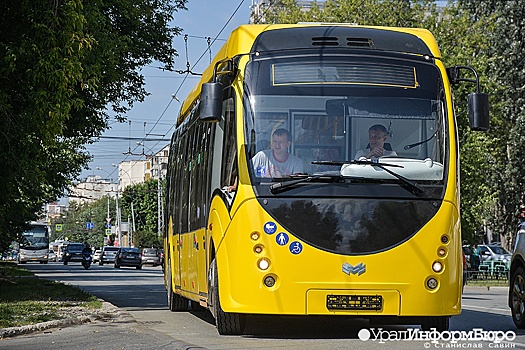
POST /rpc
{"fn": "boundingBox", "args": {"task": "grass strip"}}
[0,261,101,328]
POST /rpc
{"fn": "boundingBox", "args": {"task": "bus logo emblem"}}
[342,262,366,276]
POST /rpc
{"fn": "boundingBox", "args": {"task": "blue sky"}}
[84,1,252,182]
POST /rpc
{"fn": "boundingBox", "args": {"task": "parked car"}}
[114,247,142,269]
[48,249,57,262]
[510,223,525,328]
[141,248,160,266]
[63,243,84,265]
[479,244,511,265]
[99,246,120,265]
[92,249,102,263]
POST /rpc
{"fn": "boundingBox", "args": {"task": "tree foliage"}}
[0,0,187,251]
[49,198,117,248]
[457,0,525,247]
[120,179,162,236]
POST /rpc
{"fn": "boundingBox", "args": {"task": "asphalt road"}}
[2,262,525,350]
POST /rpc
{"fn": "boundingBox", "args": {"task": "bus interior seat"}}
[257,139,270,152]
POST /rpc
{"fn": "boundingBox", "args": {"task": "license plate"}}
[326,294,383,310]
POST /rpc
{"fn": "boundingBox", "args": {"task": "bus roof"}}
[178,24,441,124]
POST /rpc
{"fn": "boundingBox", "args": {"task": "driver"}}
[354,124,397,159]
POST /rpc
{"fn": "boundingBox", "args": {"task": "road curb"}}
[0,314,99,339]
[0,300,121,339]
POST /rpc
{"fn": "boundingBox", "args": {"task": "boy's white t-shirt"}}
[252,149,303,177]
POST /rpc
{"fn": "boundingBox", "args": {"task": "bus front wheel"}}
[167,259,187,311]
[421,316,449,331]
[209,258,246,335]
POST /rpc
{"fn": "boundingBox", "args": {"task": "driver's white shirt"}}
[354,148,397,160]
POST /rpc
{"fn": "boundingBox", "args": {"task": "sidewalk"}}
[0,301,204,350]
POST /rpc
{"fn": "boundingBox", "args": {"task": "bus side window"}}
[220,88,238,192]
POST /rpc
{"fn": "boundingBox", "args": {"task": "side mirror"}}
[199,82,223,122]
[468,92,490,131]
[447,65,490,132]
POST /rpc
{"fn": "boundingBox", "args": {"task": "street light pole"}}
[113,163,134,247]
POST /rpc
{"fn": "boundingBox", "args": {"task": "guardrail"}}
[465,260,509,282]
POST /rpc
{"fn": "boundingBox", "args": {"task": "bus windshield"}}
[244,54,447,189]
[20,225,49,250]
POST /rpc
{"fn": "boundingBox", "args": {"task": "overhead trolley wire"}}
[142,0,247,154]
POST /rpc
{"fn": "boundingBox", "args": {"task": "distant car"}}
[114,247,142,269]
[92,249,102,263]
[48,249,57,262]
[510,223,525,328]
[479,244,511,265]
[141,248,160,266]
[99,246,120,265]
[63,243,84,265]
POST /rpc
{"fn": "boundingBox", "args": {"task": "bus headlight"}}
[257,258,270,271]
[432,261,443,273]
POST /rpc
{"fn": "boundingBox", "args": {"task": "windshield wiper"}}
[404,123,442,150]
[311,160,425,197]
[269,174,343,194]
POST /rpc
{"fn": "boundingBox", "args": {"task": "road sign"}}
[105,223,112,228]
[105,229,112,235]
[55,224,63,232]
[86,222,94,229]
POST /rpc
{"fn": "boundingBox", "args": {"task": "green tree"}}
[0,0,187,251]
[457,1,525,247]
[262,0,432,26]
[120,179,162,237]
[424,3,499,244]
[133,230,162,249]
[50,178,164,249]
[50,197,116,248]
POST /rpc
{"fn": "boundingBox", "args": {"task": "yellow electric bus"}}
[164,24,489,335]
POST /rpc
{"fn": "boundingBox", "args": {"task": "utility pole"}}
[131,201,136,246]
[157,156,162,237]
[116,191,121,247]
